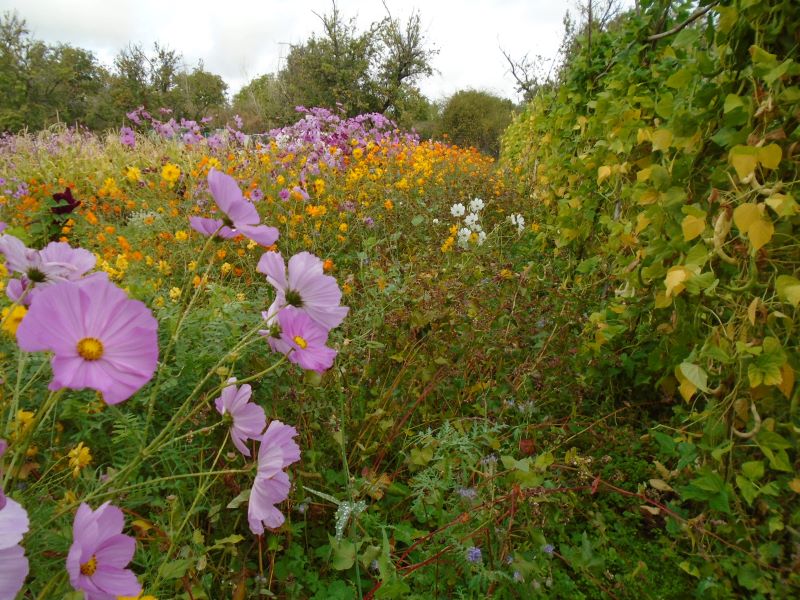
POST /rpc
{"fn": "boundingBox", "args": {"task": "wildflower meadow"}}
[1,1,800,598]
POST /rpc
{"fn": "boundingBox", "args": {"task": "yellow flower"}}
[338,223,348,233]
[118,594,157,600]
[352,147,364,160]
[174,230,188,241]
[124,166,141,182]
[383,199,394,211]
[157,260,172,275]
[13,409,35,437]
[1,305,27,336]
[220,262,233,275]
[161,163,180,185]
[68,442,93,478]
[187,260,198,272]
[168,287,182,301]
[313,179,326,196]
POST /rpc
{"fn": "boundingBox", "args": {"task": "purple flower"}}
[0,222,5,233]
[466,546,482,563]
[214,380,266,457]
[542,543,555,555]
[263,306,337,373]
[257,251,348,331]
[16,273,159,405]
[66,502,141,599]
[0,438,30,599]
[248,421,301,534]
[278,188,290,201]
[189,169,279,247]
[250,188,264,202]
[119,127,135,148]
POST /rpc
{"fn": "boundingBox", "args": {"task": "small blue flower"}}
[542,543,555,555]
[466,546,482,564]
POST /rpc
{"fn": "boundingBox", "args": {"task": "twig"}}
[647,2,718,42]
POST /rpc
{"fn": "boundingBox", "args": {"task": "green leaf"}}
[776,275,800,307]
[679,362,709,392]
[666,68,692,89]
[209,534,244,551]
[329,535,356,570]
[736,475,758,506]
[158,558,193,580]
[741,461,764,481]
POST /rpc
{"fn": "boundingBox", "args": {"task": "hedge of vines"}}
[503,0,799,595]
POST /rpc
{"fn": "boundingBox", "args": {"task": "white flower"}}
[477,231,487,245]
[508,213,525,233]
[450,203,466,217]
[469,197,484,213]
[457,227,472,248]
[432,218,439,224]
[464,213,479,228]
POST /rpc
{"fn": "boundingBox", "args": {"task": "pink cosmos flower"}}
[0,439,29,600]
[248,421,301,534]
[214,380,266,457]
[257,251,348,331]
[189,169,279,247]
[0,235,96,305]
[66,502,141,599]
[263,306,337,372]
[16,273,158,405]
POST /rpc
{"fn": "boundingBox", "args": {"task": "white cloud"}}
[0,0,626,102]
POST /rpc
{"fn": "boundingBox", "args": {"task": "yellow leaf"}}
[675,367,697,402]
[681,214,705,241]
[757,144,782,169]
[649,478,674,492]
[652,129,673,152]
[665,266,691,297]
[597,165,612,184]
[729,146,758,180]
[747,297,760,326]
[779,363,795,399]
[776,275,800,307]
[765,193,798,218]
[636,167,652,183]
[638,189,659,205]
[654,292,673,308]
[733,203,760,233]
[635,213,651,234]
[637,128,652,144]
[789,479,800,494]
[748,217,774,251]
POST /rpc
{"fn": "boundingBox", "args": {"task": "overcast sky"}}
[0,0,627,103]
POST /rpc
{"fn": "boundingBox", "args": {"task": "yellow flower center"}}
[80,554,98,576]
[293,335,308,349]
[76,337,104,361]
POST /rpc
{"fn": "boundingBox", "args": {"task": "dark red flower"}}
[51,188,80,215]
